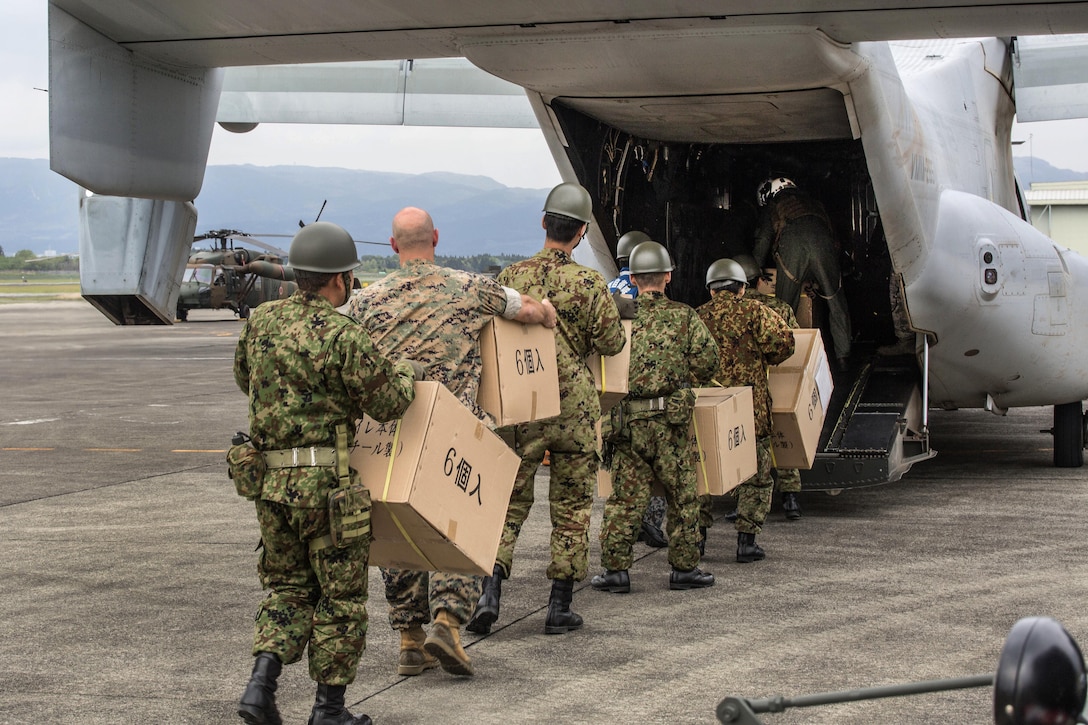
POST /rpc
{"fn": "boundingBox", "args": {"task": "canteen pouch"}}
[664,388,697,427]
[327,483,372,549]
[227,440,266,500]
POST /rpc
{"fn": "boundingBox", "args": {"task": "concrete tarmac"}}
[2,300,1087,724]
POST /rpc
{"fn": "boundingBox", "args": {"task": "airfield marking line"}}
[84,448,142,452]
[2,447,55,451]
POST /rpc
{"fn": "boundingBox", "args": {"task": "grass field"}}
[0,274,81,301]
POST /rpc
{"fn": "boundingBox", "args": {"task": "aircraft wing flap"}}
[217,59,537,129]
[1013,34,1088,122]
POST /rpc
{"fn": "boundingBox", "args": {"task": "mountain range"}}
[1,155,1085,257]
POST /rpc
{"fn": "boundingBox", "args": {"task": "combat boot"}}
[736,532,766,563]
[590,569,631,593]
[637,521,668,548]
[466,563,504,634]
[424,609,474,676]
[238,651,283,725]
[544,578,583,634]
[669,566,715,590]
[782,492,802,520]
[307,684,371,725]
[397,625,438,676]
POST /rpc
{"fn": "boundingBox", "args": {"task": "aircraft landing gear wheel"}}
[238,304,250,319]
[1053,401,1084,468]
[176,308,188,322]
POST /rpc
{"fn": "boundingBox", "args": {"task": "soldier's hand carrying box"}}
[691,386,757,495]
[587,319,632,413]
[477,317,561,426]
[352,381,520,575]
[768,328,834,469]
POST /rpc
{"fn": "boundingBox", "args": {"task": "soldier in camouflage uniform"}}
[347,207,555,678]
[607,230,668,550]
[467,182,626,635]
[736,254,804,521]
[696,258,794,564]
[752,177,851,367]
[234,222,422,725]
[592,241,719,593]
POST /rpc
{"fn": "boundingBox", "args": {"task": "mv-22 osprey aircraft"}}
[45,2,1088,491]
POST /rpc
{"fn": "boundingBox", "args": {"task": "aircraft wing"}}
[1012,34,1088,122]
[217,59,537,130]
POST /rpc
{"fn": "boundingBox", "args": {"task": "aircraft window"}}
[186,267,214,284]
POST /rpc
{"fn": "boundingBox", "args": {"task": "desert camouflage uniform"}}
[600,291,719,571]
[496,248,626,581]
[752,188,852,360]
[234,290,417,685]
[746,289,802,495]
[696,291,794,535]
[347,258,515,630]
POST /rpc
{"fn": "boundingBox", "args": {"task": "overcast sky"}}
[3,0,1086,187]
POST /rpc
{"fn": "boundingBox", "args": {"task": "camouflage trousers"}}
[381,568,483,630]
[601,418,701,572]
[495,417,596,581]
[643,495,667,529]
[253,499,369,686]
[700,435,774,535]
[775,233,852,360]
[774,466,802,494]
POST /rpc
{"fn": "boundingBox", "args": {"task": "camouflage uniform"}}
[496,248,626,581]
[752,188,852,360]
[696,292,794,535]
[600,291,719,571]
[746,290,802,495]
[608,271,667,534]
[347,259,515,630]
[233,290,417,685]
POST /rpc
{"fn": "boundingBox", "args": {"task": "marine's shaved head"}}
[391,207,436,252]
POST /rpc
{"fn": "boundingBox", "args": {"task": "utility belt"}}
[624,396,668,414]
[227,424,371,554]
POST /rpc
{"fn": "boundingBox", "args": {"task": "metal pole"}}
[746,674,993,712]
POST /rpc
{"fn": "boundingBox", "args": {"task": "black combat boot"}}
[669,566,715,590]
[637,521,668,548]
[782,492,802,520]
[238,652,283,725]
[544,578,583,634]
[466,563,504,634]
[736,532,766,563]
[308,684,372,725]
[590,569,631,593]
[697,526,708,556]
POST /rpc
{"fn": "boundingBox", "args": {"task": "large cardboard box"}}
[768,329,834,469]
[351,381,520,575]
[477,317,561,426]
[587,319,632,413]
[690,386,757,495]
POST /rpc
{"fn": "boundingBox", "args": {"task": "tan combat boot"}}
[423,609,474,676]
[398,625,438,676]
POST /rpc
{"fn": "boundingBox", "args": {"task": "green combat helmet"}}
[543,182,593,223]
[705,258,747,289]
[289,222,358,273]
[616,230,651,261]
[628,241,674,274]
[732,253,762,284]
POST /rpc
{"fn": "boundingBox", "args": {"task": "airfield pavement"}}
[2,300,1087,724]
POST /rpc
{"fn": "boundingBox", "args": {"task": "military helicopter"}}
[176,229,295,321]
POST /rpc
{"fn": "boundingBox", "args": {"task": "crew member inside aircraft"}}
[607,229,668,550]
[233,221,422,725]
[468,182,626,636]
[735,254,804,520]
[696,258,795,563]
[592,240,719,594]
[752,177,852,369]
[347,206,555,679]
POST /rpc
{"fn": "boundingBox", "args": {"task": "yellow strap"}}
[378,419,437,571]
[692,414,710,497]
[599,356,606,393]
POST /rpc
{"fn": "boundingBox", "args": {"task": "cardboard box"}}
[587,319,632,413]
[767,328,834,469]
[477,317,561,426]
[690,386,757,495]
[351,381,520,575]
